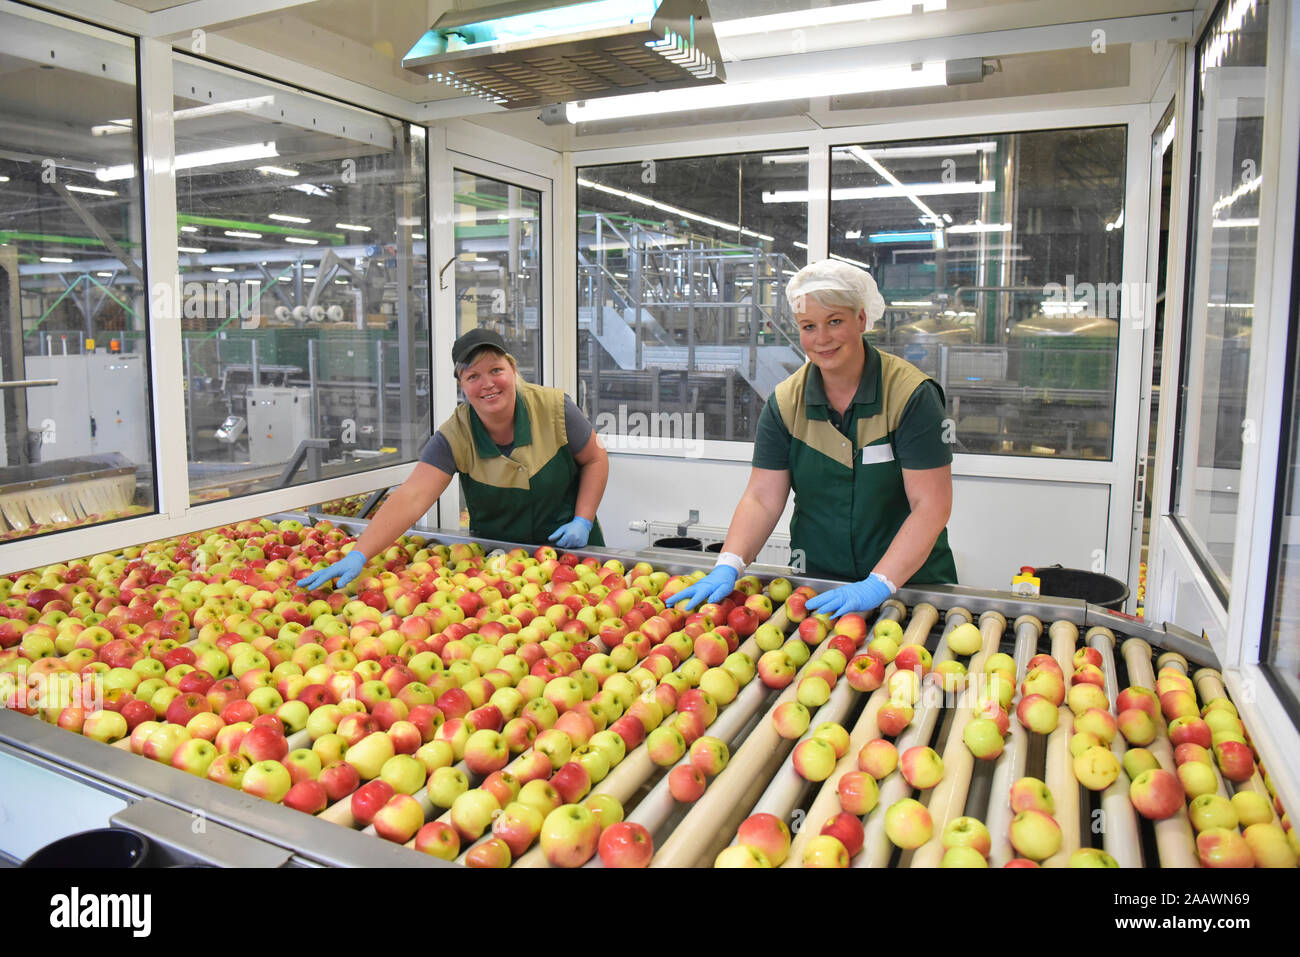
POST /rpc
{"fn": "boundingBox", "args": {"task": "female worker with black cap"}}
[298,328,609,590]
[670,259,957,618]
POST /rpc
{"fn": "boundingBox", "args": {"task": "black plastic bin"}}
[1033,566,1129,611]
[22,828,152,868]
[653,537,703,551]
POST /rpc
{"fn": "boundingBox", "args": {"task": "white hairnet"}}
[785,259,886,325]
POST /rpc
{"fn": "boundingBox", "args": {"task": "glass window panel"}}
[174,60,429,504]
[452,169,544,531]
[576,151,809,444]
[1171,0,1269,592]
[1266,333,1300,715]
[0,10,156,541]
[452,170,543,381]
[829,127,1127,460]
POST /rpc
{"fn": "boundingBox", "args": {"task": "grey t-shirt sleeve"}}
[564,395,594,455]
[418,431,458,475]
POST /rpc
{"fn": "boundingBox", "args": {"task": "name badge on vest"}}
[861,444,896,465]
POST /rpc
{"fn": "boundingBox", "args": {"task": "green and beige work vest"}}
[773,350,957,584]
[439,380,605,548]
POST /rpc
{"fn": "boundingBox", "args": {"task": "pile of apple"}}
[0,515,807,867]
[1109,667,1296,867]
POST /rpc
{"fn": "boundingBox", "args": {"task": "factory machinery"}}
[0,515,1289,869]
[574,212,1253,459]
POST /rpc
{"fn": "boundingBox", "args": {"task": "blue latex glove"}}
[297,549,367,591]
[548,516,593,550]
[669,565,739,611]
[805,573,895,619]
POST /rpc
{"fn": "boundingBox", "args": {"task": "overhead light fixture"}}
[180,226,199,233]
[211,266,235,273]
[763,180,995,203]
[578,177,773,240]
[335,223,371,232]
[0,175,9,182]
[257,165,300,177]
[404,0,723,109]
[178,246,207,254]
[40,257,74,263]
[96,271,113,277]
[97,142,278,182]
[715,0,945,38]
[225,230,262,239]
[566,61,945,122]
[891,300,934,306]
[1213,218,1260,228]
[413,232,426,240]
[870,230,936,243]
[286,237,318,245]
[845,230,862,239]
[92,97,276,136]
[269,213,311,224]
[65,184,118,197]
[947,221,1011,234]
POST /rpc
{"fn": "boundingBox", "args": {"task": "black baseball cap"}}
[452,328,510,367]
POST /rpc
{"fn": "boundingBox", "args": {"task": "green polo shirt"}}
[752,340,956,584]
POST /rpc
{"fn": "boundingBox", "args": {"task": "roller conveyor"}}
[0,514,1293,870]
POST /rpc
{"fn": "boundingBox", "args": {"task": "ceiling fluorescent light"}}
[40,257,74,263]
[224,230,262,239]
[258,165,300,177]
[566,61,946,122]
[763,180,995,203]
[947,221,1011,234]
[578,177,772,240]
[96,142,278,182]
[178,246,206,254]
[285,237,318,244]
[715,0,946,37]
[335,223,371,232]
[93,97,275,135]
[180,226,199,233]
[211,266,235,273]
[1213,217,1260,228]
[269,213,311,224]
[65,184,118,197]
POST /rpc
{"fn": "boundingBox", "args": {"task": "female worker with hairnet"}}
[670,259,956,618]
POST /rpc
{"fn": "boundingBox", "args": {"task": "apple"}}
[241,759,293,803]
[1232,790,1274,827]
[1074,708,1117,745]
[942,846,989,867]
[1070,731,1102,758]
[893,644,931,676]
[598,821,654,868]
[792,737,838,782]
[414,821,460,860]
[1016,694,1058,735]
[539,803,601,867]
[669,764,708,802]
[1129,768,1184,820]
[942,816,991,857]
[491,801,544,858]
[1168,715,1212,748]
[714,845,771,867]
[517,778,562,817]
[757,649,796,689]
[946,622,982,656]
[899,746,944,789]
[1068,848,1118,867]
[1073,745,1121,791]
[1117,708,1157,746]
[1177,760,1219,800]
[1117,686,1159,719]
[812,722,850,759]
[884,798,932,849]
[426,766,469,809]
[1188,793,1239,833]
[819,811,865,857]
[1123,747,1161,781]
[1243,822,1297,868]
[858,738,899,779]
[551,761,593,804]
[1196,827,1254,868]
[736,812,790,866]
[876,702,913,737]
[206,753,249,789]
[1009,809,1061,861]
[319,761,361,802]
[449,788,500,842]
[1009,777,1055,814]
[171,738,219,778]
[1214,740,1255,782]
[1067,683,1108,715]
[374,793,425,844]
[689,736,729,777]
[845,654,885,692]
[283,779,329,814]
[802,834,850,868]
[963,717,1005,760]
[772,701,811,740]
